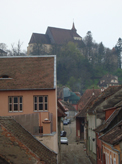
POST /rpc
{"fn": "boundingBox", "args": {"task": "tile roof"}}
[0,56,56,90]
[60,100,76,111]
[57,100,67,117]
[99,120,122,145]
[100,74,118,81]
[98,74,119,87]
[0,157,9,164]
[29,33,51,44]
[46,26,85,47]
[94,106,122,133]
[29,24,85,48]
[76,95,98,118]
[88,86,122,116]
[0,117,57,164]
[78,89,102,111]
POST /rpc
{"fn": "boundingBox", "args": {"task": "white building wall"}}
[88,114,96,154]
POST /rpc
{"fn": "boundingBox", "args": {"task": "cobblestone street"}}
[61,120,91,164]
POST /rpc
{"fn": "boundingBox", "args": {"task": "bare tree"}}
[11,40,23,56]
[0,43,7,51]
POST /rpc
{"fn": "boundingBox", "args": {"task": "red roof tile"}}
[57,100,67,117]
[60,100,76,111]
[76,95,97,118]
[0,117,57,163]
[0,56,56,90]
[78,89,102,111]
[88,86,122,115]
[94,106,122,133]
[99,120,122,145]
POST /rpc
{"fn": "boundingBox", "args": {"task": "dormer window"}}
[0,75,12,79]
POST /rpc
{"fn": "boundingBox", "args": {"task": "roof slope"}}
[57,100,67,117]
[99,120,122,145]
[94,106,122,133]
[29,33,51,44]
[0,56,56,90]
[46,26,85,47]
[60,100,76,111]
[0,117,57,164]
[78,89,102,111]
[88,86,122,115]
[28,24,85,48]
[95,86,122,113]
[76,95,98,118]
[98,74,119,86]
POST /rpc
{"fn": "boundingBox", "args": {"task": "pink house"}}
[0,56,58,152]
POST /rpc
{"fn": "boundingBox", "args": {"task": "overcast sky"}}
[0,0,122,51]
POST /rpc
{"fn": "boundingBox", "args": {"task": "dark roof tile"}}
[29,33,51,44]
[78,89,102,111]
[88,86,122,115]
[0,56,56,90]
[99,120,122,145]
[60,100,76,111]
[94,106,122,133]
[76,95,98,118]
[46,26,85,47]
[0,117,57,163]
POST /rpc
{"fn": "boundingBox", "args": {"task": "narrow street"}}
[61,120,91,164]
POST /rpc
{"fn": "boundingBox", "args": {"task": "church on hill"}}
[27,23,85,55]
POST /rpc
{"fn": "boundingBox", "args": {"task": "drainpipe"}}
[111,145,120,164]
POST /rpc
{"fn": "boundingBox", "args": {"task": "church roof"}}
[29,24,85,47]
[29,33,50,44]
[46,26,81,44]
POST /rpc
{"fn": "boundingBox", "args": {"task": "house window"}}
[110,155,113,164]
[8,96,23,112]
[114,158,116,164]
[34,96,48,111]
[105,153,109,164]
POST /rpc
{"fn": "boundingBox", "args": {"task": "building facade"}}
[0,56,58,153]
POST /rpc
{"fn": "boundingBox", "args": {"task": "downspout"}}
[111,145,120,164]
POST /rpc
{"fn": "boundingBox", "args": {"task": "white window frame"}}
[34,95,48,111]
[114,157,116,164]
[8,96,23,112]
[110,155,113,164]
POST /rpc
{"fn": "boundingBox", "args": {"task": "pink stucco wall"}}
[0,89,57,132]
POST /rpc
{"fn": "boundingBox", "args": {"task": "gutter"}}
[0,88,56,91]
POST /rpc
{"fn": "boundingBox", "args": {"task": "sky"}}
[0,0,122,51]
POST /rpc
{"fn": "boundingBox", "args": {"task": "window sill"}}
[9,111,23,113]
[34,110,48,112]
